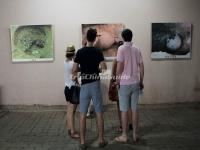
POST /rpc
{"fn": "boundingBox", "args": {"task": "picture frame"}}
[10,25,54,62]
[151,23,192,60]
[81,23,124,61]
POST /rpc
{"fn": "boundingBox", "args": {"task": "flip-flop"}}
[68,129,80,139]
[98,141,108,148]
[70,132,80,138]
[115,136,128,143]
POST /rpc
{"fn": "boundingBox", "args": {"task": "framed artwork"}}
[10,25,54,62]
[151,23,192,59]
[81,23,124,60]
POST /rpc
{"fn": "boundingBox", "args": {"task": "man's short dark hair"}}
[86,28,97,42]
[121,29,133,42]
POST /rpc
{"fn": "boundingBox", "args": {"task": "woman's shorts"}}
[64,86,77,104]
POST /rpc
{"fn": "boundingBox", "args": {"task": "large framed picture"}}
[10,25,54,62]
[151,23,192,59]
[81,23,124,60]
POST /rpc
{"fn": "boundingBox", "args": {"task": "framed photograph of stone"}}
[151,23,192,59]
[10,25,54,62]
[81,23,124,60]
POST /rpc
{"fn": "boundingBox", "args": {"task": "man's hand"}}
[113,80,120,90]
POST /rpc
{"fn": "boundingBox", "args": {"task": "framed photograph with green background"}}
[10,25,54,62]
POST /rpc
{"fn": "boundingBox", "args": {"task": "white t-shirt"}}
[64,60,75,88]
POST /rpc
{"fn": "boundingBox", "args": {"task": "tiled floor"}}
[0,103,200,150]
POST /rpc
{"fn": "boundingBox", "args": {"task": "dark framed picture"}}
[151,23,192,59]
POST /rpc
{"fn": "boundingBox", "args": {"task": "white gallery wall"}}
[0,0,200,105]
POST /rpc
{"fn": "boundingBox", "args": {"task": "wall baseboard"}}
[0,102,200,112]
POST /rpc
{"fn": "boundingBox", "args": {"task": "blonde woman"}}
[64,45,79,138]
